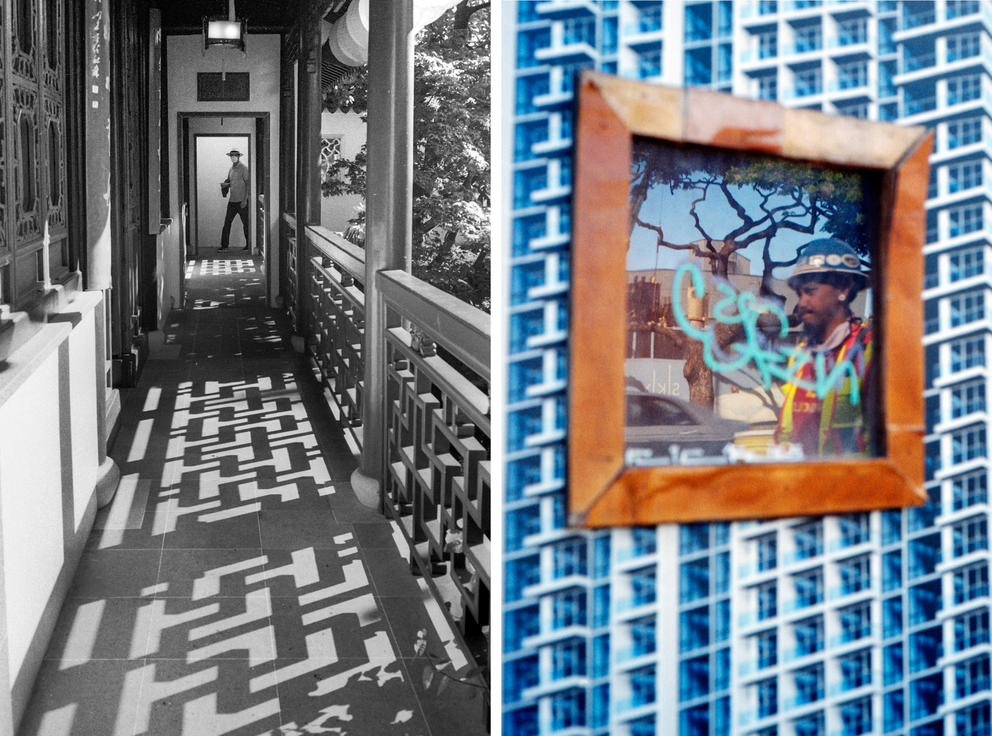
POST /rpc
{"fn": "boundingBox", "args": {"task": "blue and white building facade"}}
[505,1,992,734]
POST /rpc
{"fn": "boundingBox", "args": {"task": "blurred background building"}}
[505,1,989,734]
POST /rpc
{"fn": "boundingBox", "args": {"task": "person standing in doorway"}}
[219,149,250,251]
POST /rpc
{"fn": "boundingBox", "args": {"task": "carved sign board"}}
[569,72,931,526]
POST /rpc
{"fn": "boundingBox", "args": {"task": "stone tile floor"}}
[18,249,488,736]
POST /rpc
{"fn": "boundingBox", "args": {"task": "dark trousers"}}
[220,201,250,248]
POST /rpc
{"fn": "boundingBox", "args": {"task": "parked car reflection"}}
[625,390,748,459]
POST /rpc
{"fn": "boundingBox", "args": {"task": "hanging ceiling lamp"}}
[203,0,247,52]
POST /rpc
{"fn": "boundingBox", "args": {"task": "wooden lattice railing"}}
[288,220,491,646]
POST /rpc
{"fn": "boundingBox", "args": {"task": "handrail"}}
[283,212,297,228]
[377,269,491,382]
[305,225,366,284]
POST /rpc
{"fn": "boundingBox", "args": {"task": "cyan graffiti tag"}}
[670,262,861,403]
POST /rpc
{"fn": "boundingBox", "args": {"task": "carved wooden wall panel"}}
[0,1,7,258]
[1,0,68,307]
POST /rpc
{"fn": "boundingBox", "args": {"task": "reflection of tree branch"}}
[688,180,717,248]
[720,179,752,229]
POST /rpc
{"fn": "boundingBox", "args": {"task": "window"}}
[551,689,585,730]
[838,513,870,548]
[793,23,822,53]
[757,678,777,718]
[837,17,867,45]
[681,606,709,652]
[840,697,872,735]
[630,616,656,658]
[681,524,710,554]
[883,551,902,592]
[794,713,824,736]
[883,595,903,638]
[950,335,986,374]
[950,245,985,280]
[952,380,986,419]
[630,665,656,706]
[631,568,657,607]
[757,73,778,101]
[757,629,777,668]
[948,74,983,105]
[839,602,871,643]
[553,588,587,628]
[561,17,595,46]
[955,609,991,651]
[793,65,822,96]
[948,161,984,192]
[953,515,989,556]
[638,47,662,77]
[793,568,823,607]
[951,425,987,465]
[957,702,992,736]
[947,32,981,62]
[794,520,822,560]
[840,649,872,690]
[837,60,867,89]
[681,558,709,603]
[793,616,823,657]
[713,600,730,643]
[758,30,778,58]
[553,539,587,578]
[685,3,712,41]
[757,581,777,620]
[757,534,777,571]
[953,471,988,511]
[954,562,989,604]
[552,639,586,679]
[515,74,549,117]
[949,289,986,326]
[793,663,824,704]
[949,204,984,237]
[948,1,981,19]
[957,655,991,698]
[631,527,656,557]
[839,556,871,596]
[948,116,983,149]
[593,585,609,627]
[638,3,663,33]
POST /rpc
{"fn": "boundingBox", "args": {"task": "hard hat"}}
[787,238,870,290]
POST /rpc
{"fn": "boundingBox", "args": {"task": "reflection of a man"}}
[774,239,873,457]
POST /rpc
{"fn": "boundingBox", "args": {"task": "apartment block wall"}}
[506,2,992,735]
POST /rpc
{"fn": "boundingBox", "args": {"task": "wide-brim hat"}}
[787,238,870,290]
[227,150,242,157]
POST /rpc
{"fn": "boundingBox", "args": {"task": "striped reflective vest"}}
[775,319,874,457]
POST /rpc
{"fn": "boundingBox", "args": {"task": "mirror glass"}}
[625,139,881,467]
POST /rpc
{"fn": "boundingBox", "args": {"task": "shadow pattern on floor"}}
[18,255,487,736]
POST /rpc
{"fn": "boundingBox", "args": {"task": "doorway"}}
[177,112,272,305]
[195,134,251,251]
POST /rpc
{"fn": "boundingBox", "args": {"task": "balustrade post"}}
[294,0,323,335]
[359,1,414,497]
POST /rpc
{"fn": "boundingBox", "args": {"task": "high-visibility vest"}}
[776,319,874,457]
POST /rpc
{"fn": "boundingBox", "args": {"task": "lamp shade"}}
[203,17,247,50]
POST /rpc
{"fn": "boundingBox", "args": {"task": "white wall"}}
[193,132,252,251]
[320,110,366,233]
[0,291,107,730]
[166,35,281,305]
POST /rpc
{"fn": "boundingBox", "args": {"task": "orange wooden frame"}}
[569,72,932,527]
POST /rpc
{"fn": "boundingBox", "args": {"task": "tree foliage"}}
[321,0,491,311]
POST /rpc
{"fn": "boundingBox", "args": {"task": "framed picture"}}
[569,72,932,526]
